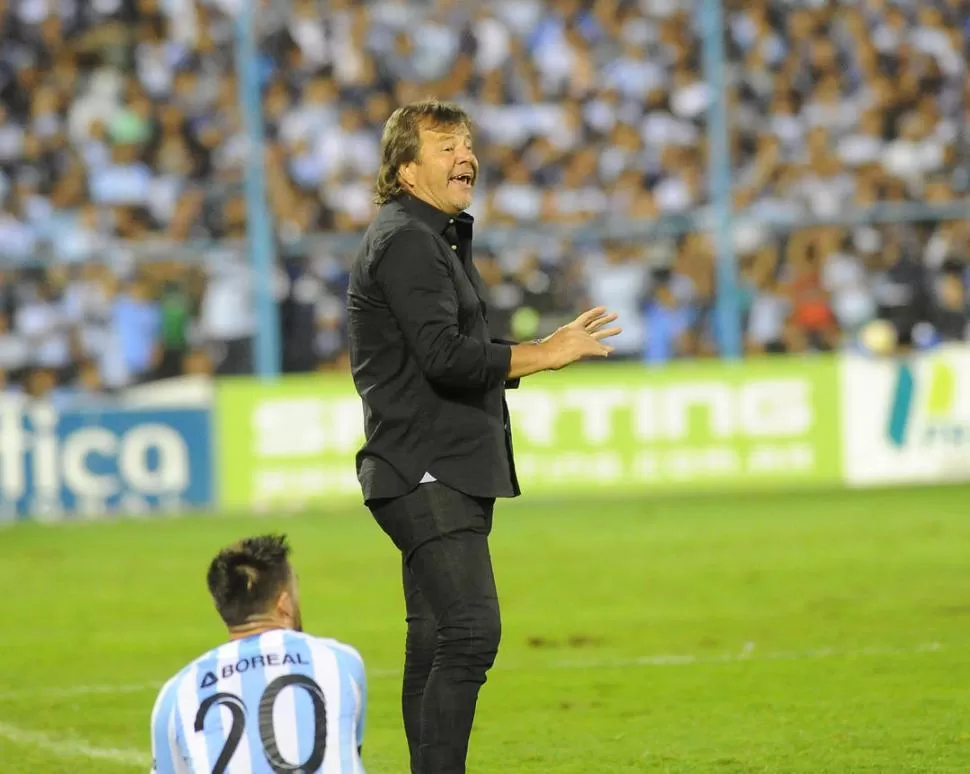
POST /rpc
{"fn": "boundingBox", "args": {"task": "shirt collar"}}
[399,193,473,235]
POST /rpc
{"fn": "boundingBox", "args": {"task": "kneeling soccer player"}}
[150,534,366,774]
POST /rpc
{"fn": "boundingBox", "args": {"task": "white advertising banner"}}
[841,344,970,486]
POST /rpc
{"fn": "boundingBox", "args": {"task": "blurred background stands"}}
[0,0,967,404]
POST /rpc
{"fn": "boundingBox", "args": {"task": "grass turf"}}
[0,486,969,773]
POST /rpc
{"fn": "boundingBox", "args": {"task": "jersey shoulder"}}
[152,642,228,705]
[150,658,198,725]
[300,633,365,667]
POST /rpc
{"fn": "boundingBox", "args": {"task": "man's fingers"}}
[585,312,618,332]
[581,337,615,357]
[573,306,607,327]
[590,343,614,357]
[592,326,622,341]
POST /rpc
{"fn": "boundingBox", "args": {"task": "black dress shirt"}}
[346,193,521,504]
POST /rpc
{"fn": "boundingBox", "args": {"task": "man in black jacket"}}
[346,98,620,774]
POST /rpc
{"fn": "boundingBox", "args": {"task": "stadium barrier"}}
[215,355,842,509]
[840,344,970,487]
[0,398,213,520]
[3,346,969,521]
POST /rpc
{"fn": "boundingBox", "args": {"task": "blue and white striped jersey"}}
[150,629,366,774]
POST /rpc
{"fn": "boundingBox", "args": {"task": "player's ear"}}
[275,588,295,625]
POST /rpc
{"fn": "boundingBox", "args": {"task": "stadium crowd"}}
[0,0,968,399]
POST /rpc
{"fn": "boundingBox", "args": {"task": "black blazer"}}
[346,194,521,504]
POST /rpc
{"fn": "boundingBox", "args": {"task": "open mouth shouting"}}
[449,170,475,192]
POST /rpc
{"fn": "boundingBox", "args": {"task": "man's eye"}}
[443,146,455,152]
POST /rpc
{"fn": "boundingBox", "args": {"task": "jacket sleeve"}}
[490,338,521,389]
[374,229,511,389]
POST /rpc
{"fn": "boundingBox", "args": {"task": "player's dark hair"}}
[374,97,472,205]
[206,534,293,627]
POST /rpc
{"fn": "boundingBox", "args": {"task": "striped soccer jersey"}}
[150,629,366,774]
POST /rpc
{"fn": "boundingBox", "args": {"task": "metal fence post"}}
[234,0,280,378]
[701,0,742,359]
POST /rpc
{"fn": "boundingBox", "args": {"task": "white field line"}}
[0,640,951,706]
[0,720,151,767]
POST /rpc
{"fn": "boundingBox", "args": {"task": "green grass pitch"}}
[1,486,969,773]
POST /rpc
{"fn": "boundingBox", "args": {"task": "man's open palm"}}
[541,307,622,369]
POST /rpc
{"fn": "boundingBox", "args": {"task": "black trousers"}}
[369,482,501,774]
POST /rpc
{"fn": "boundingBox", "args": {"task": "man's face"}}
[401,122,478,215]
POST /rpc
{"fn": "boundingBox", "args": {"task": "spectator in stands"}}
[199,252,255,375]
[643,270,696,363]
[156,279,192,380]
[15,277,72,378]
[582,240,649,360]
[930,261,968,342]
[112,274,161,384]
[746,274,790,355]
[0,311,28,381]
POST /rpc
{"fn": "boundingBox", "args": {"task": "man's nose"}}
[456,145,475,165]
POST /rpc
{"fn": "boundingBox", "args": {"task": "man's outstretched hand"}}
[539,307,622,370]
[508,307,622,379]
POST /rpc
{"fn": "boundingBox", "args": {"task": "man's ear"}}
[399,161,417,190]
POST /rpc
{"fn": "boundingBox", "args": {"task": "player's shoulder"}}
[295,632,365,667]
[154,641,230,699]
[150,660,195,719]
